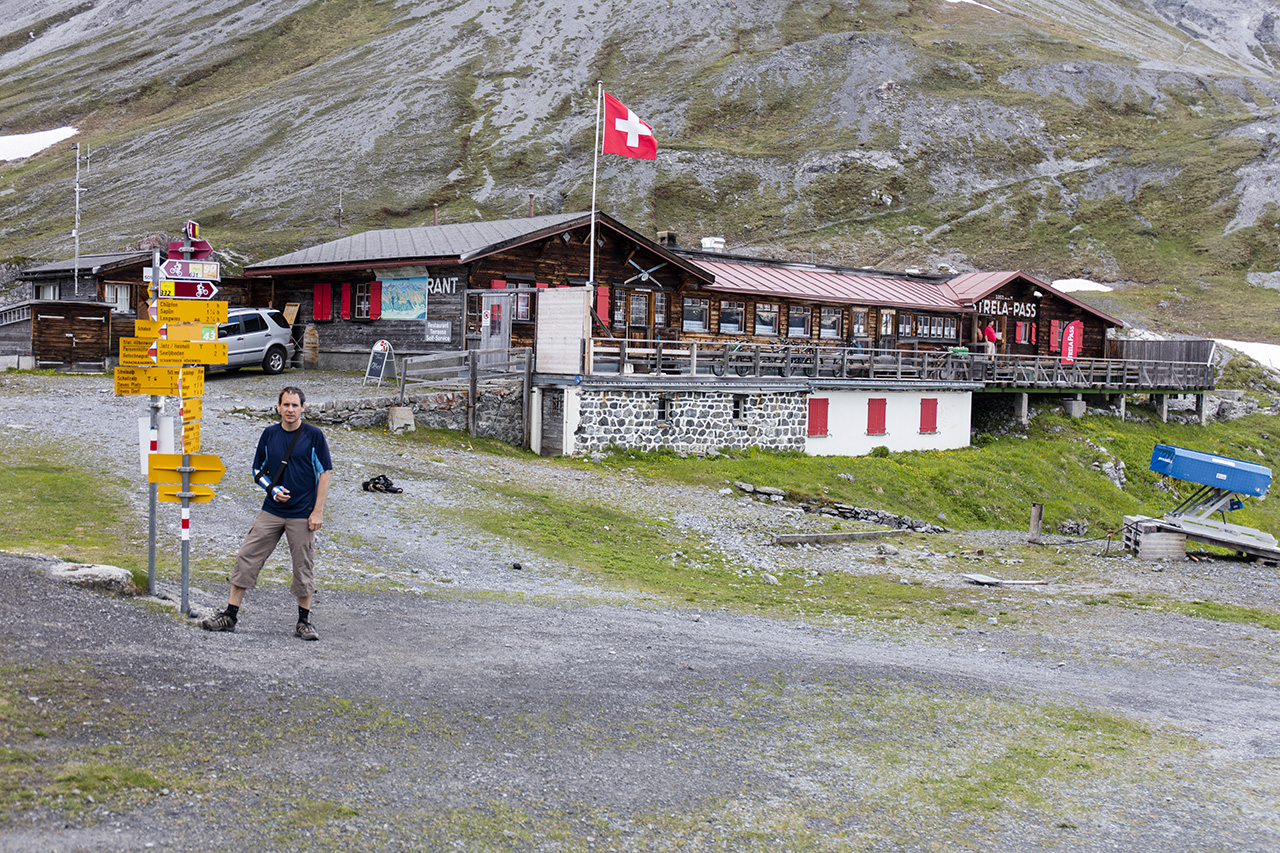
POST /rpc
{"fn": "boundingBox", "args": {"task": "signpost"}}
[134,319,218,342]
[156,483,216,504]
[115,220,225,614]
[115,365,182,396]
[148,453,225,485]
[157,299,228,324]
[160,279,220,300]
[119,338,227,367]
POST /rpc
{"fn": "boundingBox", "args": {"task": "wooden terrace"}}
[585,338,1215,393]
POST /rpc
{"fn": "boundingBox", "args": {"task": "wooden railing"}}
[585,339,1215,392]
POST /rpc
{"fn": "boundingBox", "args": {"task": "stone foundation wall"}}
[571,388,808,455]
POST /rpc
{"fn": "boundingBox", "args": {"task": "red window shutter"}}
[1031,322,1037,345]
[596,286,610,323]
[370,281,382,320]
[313,283,331,321]
[340,283,351,319]
[1016,321,1024,343]
[920,398,938,434]
[807,398,829,436]
[1050,320,1061,352]
[868,398,887,436]
[536,281,549,289]
[490,279,507,289]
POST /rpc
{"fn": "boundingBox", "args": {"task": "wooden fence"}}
[398,347,532,438]
[585,339,1215,392]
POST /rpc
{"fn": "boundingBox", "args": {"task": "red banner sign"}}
[1060,320,1083,364]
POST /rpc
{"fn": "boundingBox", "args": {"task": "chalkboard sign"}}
[363,340,396,386]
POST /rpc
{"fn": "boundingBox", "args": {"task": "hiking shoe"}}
[295,620,320,641]
[200,611,236,632]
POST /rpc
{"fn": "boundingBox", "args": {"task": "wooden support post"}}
[1028,502,1044,544]
[468,350,478,437]
[1016,392,1029,425]
[522,348,533,450]
[1155,393,1168,423]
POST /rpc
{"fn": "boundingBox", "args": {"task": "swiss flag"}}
[602,92,656,160]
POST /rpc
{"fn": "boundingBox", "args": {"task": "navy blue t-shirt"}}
[252,422,332,518]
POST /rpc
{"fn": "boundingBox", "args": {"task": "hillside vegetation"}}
[3,0,1280,339]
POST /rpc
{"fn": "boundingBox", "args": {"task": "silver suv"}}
[216,307,295,374]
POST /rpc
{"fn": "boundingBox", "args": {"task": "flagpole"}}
[589,81,602,287]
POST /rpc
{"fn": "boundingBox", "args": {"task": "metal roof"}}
[691,256,963,312]
[949,270,1125,326]
[20,252,152,276]
[246,212,593,272]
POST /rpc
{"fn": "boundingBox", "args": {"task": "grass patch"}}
[0,434,149,586]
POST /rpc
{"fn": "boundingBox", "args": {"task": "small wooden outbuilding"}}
[0,300,113,370]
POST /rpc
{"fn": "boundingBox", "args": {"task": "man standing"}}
[200,386,332,640]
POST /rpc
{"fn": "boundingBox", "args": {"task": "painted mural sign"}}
[380,275,461,320]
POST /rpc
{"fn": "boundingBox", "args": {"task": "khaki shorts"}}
[230,510,316,599]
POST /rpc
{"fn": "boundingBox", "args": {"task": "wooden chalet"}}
[241,211,711,369]
[10,251,257,365]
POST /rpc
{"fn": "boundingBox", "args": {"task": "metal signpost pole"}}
[179,226,194,616]
[148,249,161,595]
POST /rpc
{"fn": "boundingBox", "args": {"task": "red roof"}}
[692,257,960,312]
[949,271,1124,326]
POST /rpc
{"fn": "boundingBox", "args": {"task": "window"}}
[36,283,58,300]
[732,394,746,421]
[787,306,811,338]
[719,300,745,334]
[629,293,648,327]
[879,310,895,336]
[106,284,131,313]
[656,394,671,421]
[819,307,842,340]
[898,313,914,337]
[654,291,669,328]
[851,310,868,337]
[515,292,532,321]
[354,282,373,319]
[1015,321,1036,344]
[944,317,958,340]
[807,398,829,436]
[242,313,268,334]
[682,298,709,331]
[920,398,938,434]
[755,302,779,336]
[867,398,887,436]
[610,288,626,329]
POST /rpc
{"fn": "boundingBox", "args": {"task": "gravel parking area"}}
[1,370,1278,851]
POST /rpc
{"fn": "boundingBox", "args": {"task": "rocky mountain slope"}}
[2,0,1280,338]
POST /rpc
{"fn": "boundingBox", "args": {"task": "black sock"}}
[298,606,310,624]
[224,604,239,621]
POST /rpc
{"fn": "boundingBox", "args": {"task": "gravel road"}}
[1,370,1278,852]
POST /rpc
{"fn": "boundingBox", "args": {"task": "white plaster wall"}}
[805,390,971,456]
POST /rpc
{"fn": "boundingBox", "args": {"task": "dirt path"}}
[1,370,1278,851]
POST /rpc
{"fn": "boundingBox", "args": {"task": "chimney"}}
[657,230,679,248]
[700,236,726,253]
